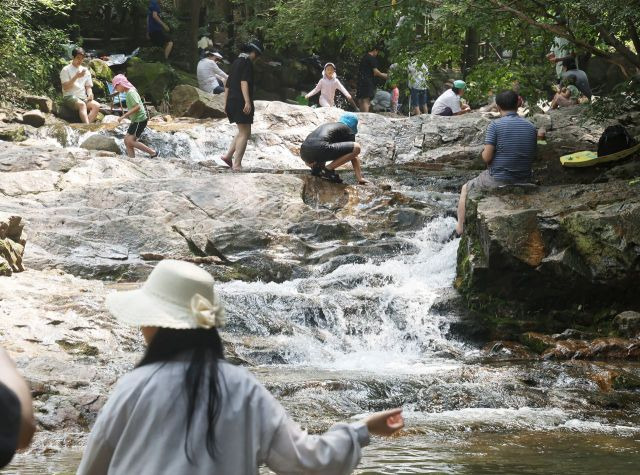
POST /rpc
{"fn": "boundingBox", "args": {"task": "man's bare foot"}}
[455,224,463,236]
[357,179,369,185]
[232,165,243,172]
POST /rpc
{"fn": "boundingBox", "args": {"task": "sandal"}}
[310,163,323,177]
[321,168,343,183]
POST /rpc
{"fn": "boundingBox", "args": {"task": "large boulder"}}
[455,181,640,339]
[126,57,179,105]
[0,214,26,276]
[89,58,113,82]
[23,95,54,113]
[0,124,27,142]
[22,109,46,128]
[170,85,226,119]
[80,134,121,154]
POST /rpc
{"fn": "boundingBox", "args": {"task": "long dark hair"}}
[137,328,225,463]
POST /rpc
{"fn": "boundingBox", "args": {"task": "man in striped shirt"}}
[455,90,537,235]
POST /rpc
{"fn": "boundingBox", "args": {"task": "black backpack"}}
[597,125,637,157]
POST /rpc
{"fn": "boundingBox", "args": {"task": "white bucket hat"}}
[106,260,225,329]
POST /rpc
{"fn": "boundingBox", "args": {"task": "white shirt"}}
[197,58,228,93]
[60,63,93,99]
[306,74,352,107]
[77,359,370,475]
[408,60,429,90]
[550,37,571,78]
[431,88,462,115]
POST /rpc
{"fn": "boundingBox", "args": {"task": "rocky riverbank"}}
[1,101,639,460]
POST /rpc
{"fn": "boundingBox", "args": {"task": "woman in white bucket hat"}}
[77,260,403,474]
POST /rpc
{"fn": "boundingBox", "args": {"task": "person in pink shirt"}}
[305,63,359,110]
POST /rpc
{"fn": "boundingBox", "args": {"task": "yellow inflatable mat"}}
[560,142,640,168]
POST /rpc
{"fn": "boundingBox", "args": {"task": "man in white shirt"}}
[197,50,228,94]
[431,80,471,116]
[59,47,100,123]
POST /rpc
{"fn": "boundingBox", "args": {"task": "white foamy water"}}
[220,217,463,373]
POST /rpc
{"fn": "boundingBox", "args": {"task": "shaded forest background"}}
[0,0,638,117]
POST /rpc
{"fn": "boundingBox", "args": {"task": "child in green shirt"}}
[112,74,157,158]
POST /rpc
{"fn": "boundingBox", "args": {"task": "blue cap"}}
[338,113,358,134]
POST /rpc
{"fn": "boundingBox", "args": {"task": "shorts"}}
[127,120,148,138]
[149,30,169,47]
[435,106,453,117]
[466,169,517,191]
[300,141,354,164]
[409,88,428,108]
[356,82,375,100]
[225,97,254,124]
[61,95,86,109]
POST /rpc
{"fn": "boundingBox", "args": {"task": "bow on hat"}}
[190,293,225,329]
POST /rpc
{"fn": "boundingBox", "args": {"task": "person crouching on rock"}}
[300,113,368,184]
[76,259,404,474]
[305,63,359,110]
[220,40,263,171]
[455,90,536,235]
[112,74,158,159]
[431,80,471,116]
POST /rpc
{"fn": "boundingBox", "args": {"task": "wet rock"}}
[23,95,53,113]
[0,123,27,141]
[483,341,537,359]
[552,328,595,341]
[520,332,556,354]
[170,85,226,119]
[456,181,640,337]
[80,134,121,154]
[613,311,640,338]
[22,109,46,128]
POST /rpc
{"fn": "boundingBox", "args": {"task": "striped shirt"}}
[485,112,537,182]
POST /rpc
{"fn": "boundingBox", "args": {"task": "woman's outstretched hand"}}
[364,408,404,436]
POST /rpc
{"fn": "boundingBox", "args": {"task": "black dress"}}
[225,54,254,124]
[0,382,21,469]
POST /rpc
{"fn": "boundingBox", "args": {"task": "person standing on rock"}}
[0,346,35,469]
[112,74,158,159]
[300,113,368,184]
[77,260,404,474]
[431,80,471,116]
[408,59,430,115]
[197,50,227,94]
[356,45,388,113]
[220,41,263,171]
[455,90,537,235]
[305,63,359,110]
[59,47,101,124]
[147,0,173,60]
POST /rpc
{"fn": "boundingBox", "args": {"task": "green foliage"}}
[583,78,640,124]
[0,0,73,101]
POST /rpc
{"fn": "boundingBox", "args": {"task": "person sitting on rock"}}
[300,113,368,185]
[561,58,591,100]
[455,90,537,235]
[147,0,173,60]
[0,346,35,469]
[59,47,101,124]
[305,63,359,110]
[113,74,158,159]
[197,50,227,94]
[550,75,581,109]
[76,260,404,474]
[431,80,471,117]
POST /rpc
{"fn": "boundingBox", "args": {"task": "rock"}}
[80,134,121,154]
[456,181,640,337]
[0,123,27,141]
[22,109,46,128]
[614,311,640,338]
[23,95,53,113]
[520,332,556,354]
[0,214,26,276]
[126,57,179,104]
[0,170,61,196]
[170,85,226,119]
[89,58,113,82]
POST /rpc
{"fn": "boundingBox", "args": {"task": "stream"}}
[2,128,640,474]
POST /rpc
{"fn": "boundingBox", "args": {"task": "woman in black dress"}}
[220,41,263,170]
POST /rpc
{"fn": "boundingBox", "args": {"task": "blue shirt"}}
[485,112,537,182]
[147,0,162,33]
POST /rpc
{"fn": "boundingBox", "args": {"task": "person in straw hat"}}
[77,260,404,474]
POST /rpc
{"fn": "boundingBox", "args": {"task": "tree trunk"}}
[463,28,480,76]
[102,4,113,49]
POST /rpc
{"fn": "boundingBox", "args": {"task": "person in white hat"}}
[197,50,228,94]
[77,260,404,474]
